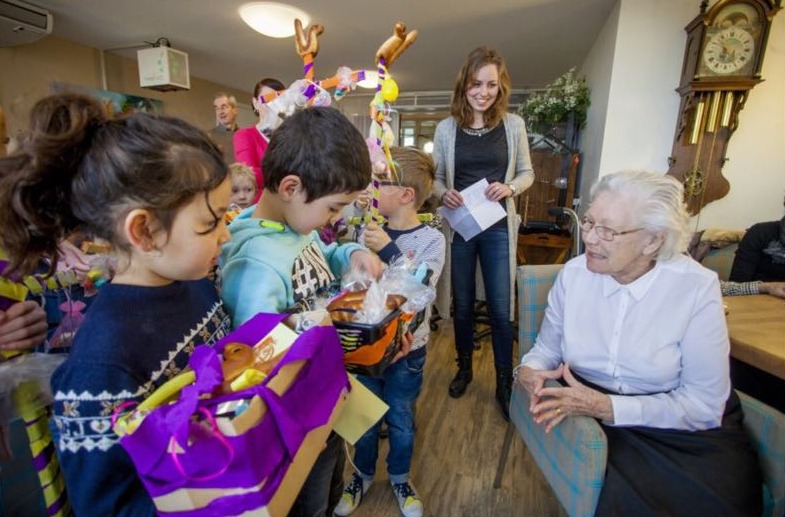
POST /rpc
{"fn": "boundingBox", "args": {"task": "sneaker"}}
[333,473,372,516]
[391,481,423,517]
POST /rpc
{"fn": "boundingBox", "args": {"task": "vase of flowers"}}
[519,68,590,149]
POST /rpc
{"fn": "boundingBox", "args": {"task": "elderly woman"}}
[516,171,761,515]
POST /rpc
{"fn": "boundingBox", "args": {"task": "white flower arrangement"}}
[519,68,591,133]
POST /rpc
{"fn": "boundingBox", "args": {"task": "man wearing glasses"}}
[209,92,238,163]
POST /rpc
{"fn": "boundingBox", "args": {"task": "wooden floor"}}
[341,319,567,517]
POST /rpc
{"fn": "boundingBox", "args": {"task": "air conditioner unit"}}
[0,0,52,47]
[137,46,190,92]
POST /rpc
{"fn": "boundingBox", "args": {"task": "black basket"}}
[333,308,401,354]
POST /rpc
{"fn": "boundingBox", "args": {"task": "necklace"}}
[461,125,494,137]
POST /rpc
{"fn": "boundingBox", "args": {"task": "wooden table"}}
[724,295,785,380]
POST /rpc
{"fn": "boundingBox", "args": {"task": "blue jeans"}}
[451,227,513,369]
[353,349,426,484]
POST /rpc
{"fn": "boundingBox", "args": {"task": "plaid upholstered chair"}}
[496,264,785,517]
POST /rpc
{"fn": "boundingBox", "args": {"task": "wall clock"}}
[667,0,781,215]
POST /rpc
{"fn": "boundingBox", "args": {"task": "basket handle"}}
[169,407,234,482]
[110,400,137,429]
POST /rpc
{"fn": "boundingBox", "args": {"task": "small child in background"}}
[0,93,233,515]
[224,162,258,225]
[219,106,383,516]
[229,162,258,210]
[335,147,446,517]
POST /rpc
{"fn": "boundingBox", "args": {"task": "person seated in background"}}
[729,196,785,283]
[516,170,762,516]
[721,279,785,298]
[208,92,239,163]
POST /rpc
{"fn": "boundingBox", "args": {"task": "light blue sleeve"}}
[315,232,364,279]
[219,256,289,328]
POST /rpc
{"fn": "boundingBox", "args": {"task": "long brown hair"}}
[0,93,228,276]
[450,46,511,129]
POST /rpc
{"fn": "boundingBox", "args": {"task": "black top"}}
[454,122,508,230]
[729,220,785,282]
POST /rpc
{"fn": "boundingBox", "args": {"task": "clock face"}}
[702,27,755,75]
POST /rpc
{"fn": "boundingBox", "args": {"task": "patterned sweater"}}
[50,279,231,516]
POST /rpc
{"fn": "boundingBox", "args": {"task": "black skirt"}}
[594,389,763,517]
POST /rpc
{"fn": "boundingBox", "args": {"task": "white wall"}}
[579,0,785,230]
[577,1,621,210]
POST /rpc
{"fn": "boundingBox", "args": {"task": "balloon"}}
[381,78,399,102]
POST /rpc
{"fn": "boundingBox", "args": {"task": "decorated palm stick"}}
[294,18,324,102]
[256,70,367,105]
[368,22,418,223]
[13,380,71,517]
[374,22,418,68]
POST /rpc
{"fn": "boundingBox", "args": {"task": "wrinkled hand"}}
[484,181,512,202]
[516,364,564,409]
[361,222,391,253]
[0,301,48,351]
[441,188,464,209]
[391,331,413,363]
[350,249,383,279]
[761,282,785,299]
[529,365,614,433]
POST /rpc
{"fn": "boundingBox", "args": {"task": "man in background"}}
[209,92,238,162]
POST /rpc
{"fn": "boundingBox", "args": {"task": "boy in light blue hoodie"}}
[219,106,382,517]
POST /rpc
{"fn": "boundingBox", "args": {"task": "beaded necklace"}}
[461,125,495,137]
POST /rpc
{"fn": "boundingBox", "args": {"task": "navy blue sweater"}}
[50,279,231,516]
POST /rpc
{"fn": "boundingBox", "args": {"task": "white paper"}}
[437,179,507,240]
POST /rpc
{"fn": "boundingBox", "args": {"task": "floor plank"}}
[341,320,567,517]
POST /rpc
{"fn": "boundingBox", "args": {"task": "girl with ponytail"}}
[0,93,234,515]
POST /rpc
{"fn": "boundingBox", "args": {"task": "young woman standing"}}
[433,46,534,420]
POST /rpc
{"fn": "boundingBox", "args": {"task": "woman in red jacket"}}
[233,77,285,201]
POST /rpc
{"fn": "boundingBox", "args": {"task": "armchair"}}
[495,264,785,517]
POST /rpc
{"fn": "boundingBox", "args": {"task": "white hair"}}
[590,170,690,261]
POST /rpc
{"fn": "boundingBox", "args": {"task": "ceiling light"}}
[239,2,309,38]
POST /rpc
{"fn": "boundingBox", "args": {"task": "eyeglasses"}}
[580,217,643,242]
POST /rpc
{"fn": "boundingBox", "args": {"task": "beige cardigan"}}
[432,113,535,320]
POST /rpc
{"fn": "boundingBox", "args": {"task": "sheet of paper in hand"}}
[437,178,506,240]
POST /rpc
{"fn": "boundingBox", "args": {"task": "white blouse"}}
[520,254,730,431]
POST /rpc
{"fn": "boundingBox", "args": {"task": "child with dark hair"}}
[219,106,382,516]
[0,93,233,515]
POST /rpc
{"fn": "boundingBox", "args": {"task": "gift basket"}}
[112,312,350,517]
[327,257,435,377]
